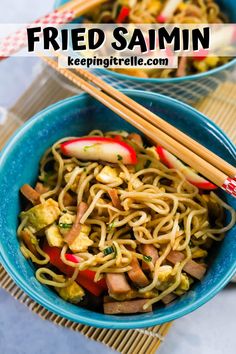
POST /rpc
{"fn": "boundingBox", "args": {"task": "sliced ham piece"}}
[108,189,122,209]
[128,256,150,287]
[64,202,88,245]
[127,133,143,147]
[141,244,159,271]
[35,182,49,195]
[20,229,39,257]
[20,184,40,205]
[63,192,77,207]
[106,273,132,295]
[167,251,207,280]
[104,299,152,314]
[167,250,185,263]
[161,293,177,305]
[183,259,206,280]
[103,295,114,303]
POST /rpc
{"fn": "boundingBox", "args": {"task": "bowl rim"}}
[54,0,236,84]
[0,90,235,329]
[97,58,236,83]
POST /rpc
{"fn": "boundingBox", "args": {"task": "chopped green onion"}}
[107,222,115,230]
[143,255,152,263]
[83,144,97,152]
[59,223,73,229]
[135,162,143,172]
[144,160,151,168]
[103,246,114,256]
[117,154,123,161]
[42,171,55,183]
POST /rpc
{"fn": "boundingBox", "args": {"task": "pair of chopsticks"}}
[41,55,236,198]
[0,0,107,59]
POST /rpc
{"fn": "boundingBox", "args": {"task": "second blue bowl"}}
[54,0,236,104]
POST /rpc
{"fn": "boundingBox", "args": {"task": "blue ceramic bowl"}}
[54,0,236,104]
[0,90,235,329]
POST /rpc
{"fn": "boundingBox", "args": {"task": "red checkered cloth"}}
[222,177,236,197]
[0,9,75,58]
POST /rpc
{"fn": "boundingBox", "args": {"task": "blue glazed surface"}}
[54,0,236,104]
[0,90,235,329]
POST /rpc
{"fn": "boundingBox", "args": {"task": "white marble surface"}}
[0,1,236,353]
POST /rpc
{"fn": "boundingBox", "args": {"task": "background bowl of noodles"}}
[52,0,236,105]
[0,90,235,329]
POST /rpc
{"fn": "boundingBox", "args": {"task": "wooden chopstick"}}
[74,67,236,179]
[41,56,236,197]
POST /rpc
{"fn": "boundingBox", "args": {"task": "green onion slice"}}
[143,255,152,263]
[59,223,73,229]
[103,246,114,256]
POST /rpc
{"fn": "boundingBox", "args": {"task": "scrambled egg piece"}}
[174,274,190,296]
[192,248,208,259]
[64,172,80,192]
[156,265,173,290]
[96,166,122,185]
[45,224,64,248]
[130,177,143,189]
[55,281,85,303]
[157,266,173,282]
[21,199,61,232]
[146,146,160,160]
[69,225,93,253]
[193,57,220,73]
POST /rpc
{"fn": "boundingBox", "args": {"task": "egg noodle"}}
[85,0,229,77]
[18,130,235,311]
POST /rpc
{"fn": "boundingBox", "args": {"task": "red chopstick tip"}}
[222,177,236,198]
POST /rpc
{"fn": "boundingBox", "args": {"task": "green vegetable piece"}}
[103,246,114,256]
[117,154,123,161]
[107,221,115,230]
[143,255,152,263]
[144,160,152,168]
[59,223,73,229]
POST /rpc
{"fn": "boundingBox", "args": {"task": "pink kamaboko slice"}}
[156,0,182,23]
[156,146,217,190]
[61,137,137,165]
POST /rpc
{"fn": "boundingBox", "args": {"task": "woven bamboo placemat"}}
[0,69,235,354]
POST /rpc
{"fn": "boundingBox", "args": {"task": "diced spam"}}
[183,260,206,280]
[55,281,85,303]
[20,198,61,232]
[127,257,149,287]
[104,299,152,314]
[167,251,206,280]
[142,244,159,271]
[20,184,40,205]
[106,273,132,295]
[45,224,64,248]
[161,293,177,305]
